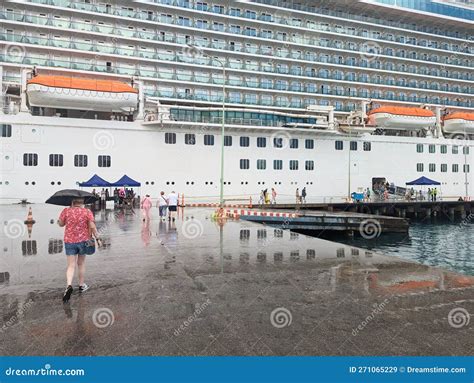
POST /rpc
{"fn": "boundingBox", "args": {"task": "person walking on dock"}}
[271,188,277,204]
[140,194,152,222]
[157,191,168,221]
[58,198,99,303]
[167,191,178,222]
[433,188,438,202]
[295,188,300,204]
[301,187,307,204]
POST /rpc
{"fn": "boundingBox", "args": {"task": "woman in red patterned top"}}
[58,198,99,303]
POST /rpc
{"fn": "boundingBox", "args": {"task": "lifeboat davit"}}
[367,106,436,130]
[443,112,474,135]
[26,75,139,113]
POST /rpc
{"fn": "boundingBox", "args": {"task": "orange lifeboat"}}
[368,106,436,130]
[443,112,474,134]
[26,75,139,113]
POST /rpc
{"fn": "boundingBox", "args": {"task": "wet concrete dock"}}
[1,205,473,356]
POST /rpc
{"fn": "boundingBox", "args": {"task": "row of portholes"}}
[23,181,62,185]
[0,181,10,185]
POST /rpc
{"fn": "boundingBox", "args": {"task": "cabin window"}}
[23,153,38,166]
[452,164,459,173]
[290,139,298,149]
[224,136,232,146]
[49,154,63,167]
[204,135,214,146]
[464,164,470,173]
[257,159,266,170]
[305,139,314,149]
[273,160,283,170]
[429,144,436,153]
[289,160,299,170]
[98,155,111,168]
[441,164,447,173]
[240,159,250,169]
[305,160,314,171]
[335,141,343,150]
[429,163,436,172]
[257,137,266,148]
[463,146,470,155]
[273,137,283,148]
[416,144,424,153]
[74,155,88,167]
[363,142,372,151]
[417,163,424,172]
[1,124,12,137]
[185,134,195,145]
[440,145,447,154]
[240,136,250,147]
[452,146,459,154]
[350,142,358,151]
[165,133,176,144]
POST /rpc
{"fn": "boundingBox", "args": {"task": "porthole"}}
[166,182,170,185]
[51,182,55,185]
[5,156,9,160]
[57,181,61,185]
[32,181,36,185]
[25,181,29,185]
[146,182,149,185]
[5,181,9,185]
[151,182,155,185]
[32,128,36,133]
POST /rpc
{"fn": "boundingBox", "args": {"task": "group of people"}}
[295,187,307,204]
[259,188,277,205]
[140,191,179,222]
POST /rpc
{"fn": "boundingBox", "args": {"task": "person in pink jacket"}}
[141,194,152,222]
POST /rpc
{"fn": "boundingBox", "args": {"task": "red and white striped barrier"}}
[185,203,251,208]
[225,210,298,219]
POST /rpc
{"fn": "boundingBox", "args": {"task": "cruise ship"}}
[0,0,473,204]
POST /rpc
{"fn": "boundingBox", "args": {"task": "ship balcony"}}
[7,3,473,60]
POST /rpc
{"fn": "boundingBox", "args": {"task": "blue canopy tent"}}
[406,176,441,186]
[406,176,441,201]
[111,175,141,187]
[79,174,111,187]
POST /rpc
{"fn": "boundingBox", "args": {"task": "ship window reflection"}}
[22,240,37,256]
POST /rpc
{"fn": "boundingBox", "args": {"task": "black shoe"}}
[62,285,73,303]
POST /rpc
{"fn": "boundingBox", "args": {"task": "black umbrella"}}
[45,189,98,206]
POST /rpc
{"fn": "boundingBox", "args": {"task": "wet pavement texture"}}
[1,205,473,356]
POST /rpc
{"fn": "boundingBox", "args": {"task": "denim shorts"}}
[65,240,95,256]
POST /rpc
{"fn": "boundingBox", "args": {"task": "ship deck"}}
[0,205,473,356]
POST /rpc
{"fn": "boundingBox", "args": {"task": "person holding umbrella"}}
[46,190,101,303]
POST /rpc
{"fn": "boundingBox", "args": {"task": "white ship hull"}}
[443,119,474,135]
[26,84,138,113]
[371,113,437,130]
[1,114,472,204]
